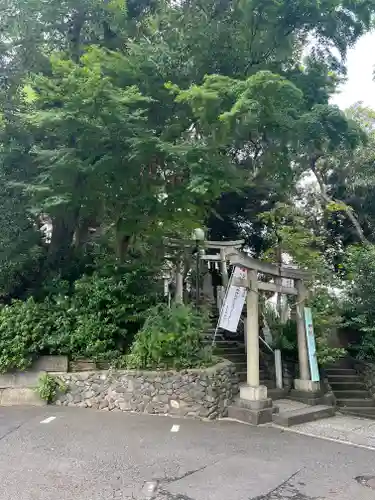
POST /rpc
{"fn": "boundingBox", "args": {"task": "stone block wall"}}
[54,360,239,419]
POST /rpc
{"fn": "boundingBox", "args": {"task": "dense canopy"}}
[1,0,375,364]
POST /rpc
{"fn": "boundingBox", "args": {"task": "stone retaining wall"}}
[54,360,238,419]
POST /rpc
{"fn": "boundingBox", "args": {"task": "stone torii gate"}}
[229,253,318,424]
[164,238,244,305]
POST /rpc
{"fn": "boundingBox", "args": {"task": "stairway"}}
[326,362,375,419]
[272,399,335,427]
[210,331,286,400]
[208,328,335,426]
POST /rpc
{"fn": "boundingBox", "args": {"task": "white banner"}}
[219,266,247,332]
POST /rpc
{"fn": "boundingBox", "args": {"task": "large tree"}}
[1,0,375,297]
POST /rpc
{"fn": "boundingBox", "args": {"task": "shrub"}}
[70,268,158,350]
[309,289,346,366]
[0,298,61,372]
[0,263,160,371]
[342,244,375,360]
[46,269,159,360]
[126,304,213,370]
[263,291,345,368]
[36,373,67,403]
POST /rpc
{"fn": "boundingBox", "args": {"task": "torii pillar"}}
[291,279,322,403]
[239,269,274,424]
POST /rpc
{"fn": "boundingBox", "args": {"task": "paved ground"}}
[281,412,375,450]
[0,407,375,499]
[272,399,375,450]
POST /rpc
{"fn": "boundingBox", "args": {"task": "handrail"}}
[239,317,274,353]
[259,335,274,353]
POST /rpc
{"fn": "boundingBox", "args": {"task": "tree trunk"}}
[115,219,131,261]
[68,10,85,62]
[48,211,78,267]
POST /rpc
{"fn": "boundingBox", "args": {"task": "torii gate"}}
[229,252,318,422]
[164,238,244,304]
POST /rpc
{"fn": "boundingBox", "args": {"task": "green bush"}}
[0,298,60,372]
[36,373,67,403]
[309,289,346,366]
[342,244,375,360]
[53,270,159,360]
[126,304,213,370]
[263,291,345,368]
[0,264,160,372]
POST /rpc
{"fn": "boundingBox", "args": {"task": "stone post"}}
[202,270,214,306]
[293,279,321,400]
[296,279,310,382]
[239,269,273,424]
[220,248,229,287]
[245,269,260,389]
[175,261,184,304]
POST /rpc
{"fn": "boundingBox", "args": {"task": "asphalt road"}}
[0,406,374,499]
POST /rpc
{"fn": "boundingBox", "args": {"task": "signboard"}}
[304,307,320,382]
[218,266,247,332]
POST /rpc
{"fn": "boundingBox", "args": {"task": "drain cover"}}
[355,476,375,489]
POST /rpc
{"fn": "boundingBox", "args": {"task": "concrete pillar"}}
[220,248,229,287]
[240,269,268,403]
[238,268,272,422]
[246,269,259,387]
[275,349,283,390]
[295,279,310,381]
[175,261,183,304]
[217,286,225,312]
[202,271,214,305]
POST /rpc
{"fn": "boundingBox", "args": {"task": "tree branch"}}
[310,156,369,245]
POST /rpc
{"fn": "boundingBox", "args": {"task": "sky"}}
[331,31,375,110]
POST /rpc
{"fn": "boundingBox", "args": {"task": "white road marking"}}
[40,416,56,424]
[170,424,180,433]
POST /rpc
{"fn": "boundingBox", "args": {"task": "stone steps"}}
[334,390,370,399]
[339,407,375,419]
[328,374,362,383]
[326,360,375,418]
[272,404,335,427]
[330,381,366,391]
[336,398,375,408]
[325,368,357,376]
[227,397,335,427]
[216,353,246,363]
[213,346,246,354]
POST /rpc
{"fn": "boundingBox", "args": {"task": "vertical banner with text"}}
[304,307,320,382]
[218,266,247,332]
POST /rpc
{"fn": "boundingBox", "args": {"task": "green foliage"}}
[36,373,67,403]
[53,265,160,360]
[308,290,346,366]
[342,244,375,360]
[127,304,212,370]
[350,335,375,362]
[0,298,59,373]
[1,0,375,367]
[263,291,345,368]
[0,263,160,371]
